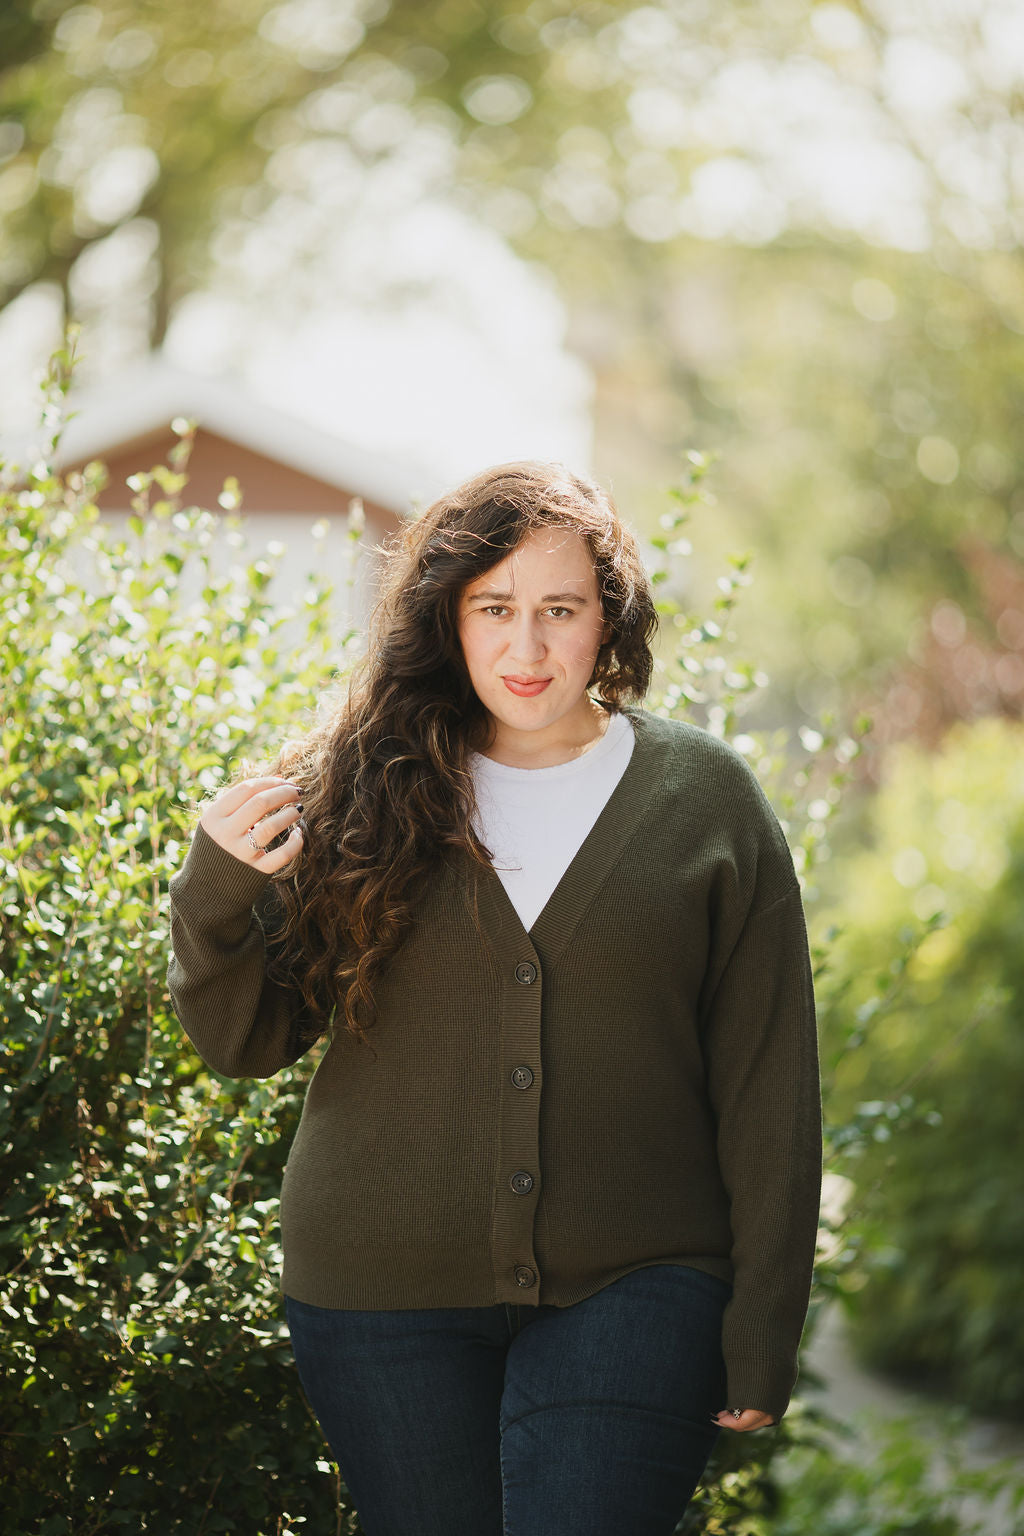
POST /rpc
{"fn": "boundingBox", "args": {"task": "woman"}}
[167,460,822,1536]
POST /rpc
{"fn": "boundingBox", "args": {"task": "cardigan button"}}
[514,1265,536,1288]
[510,1170,534,1196]
[511,1065,534,1090]
[515,961,537,985]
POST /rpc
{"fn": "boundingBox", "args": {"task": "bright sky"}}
[165,198,595,486]
[0,186,595,485]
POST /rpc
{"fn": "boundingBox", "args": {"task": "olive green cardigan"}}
[167,705,822,1423]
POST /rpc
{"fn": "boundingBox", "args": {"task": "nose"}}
[507,611,546,665]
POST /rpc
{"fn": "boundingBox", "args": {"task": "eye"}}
[547,606,574,619]
[481,605,509,617]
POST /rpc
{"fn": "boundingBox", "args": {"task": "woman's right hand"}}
[199,776,304,874]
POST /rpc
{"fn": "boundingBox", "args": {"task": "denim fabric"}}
[285,1263,730,1536]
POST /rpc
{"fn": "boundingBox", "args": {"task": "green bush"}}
[772,1411,1024,1536]
[1,353,353,1533]
[820,715,1024,1414]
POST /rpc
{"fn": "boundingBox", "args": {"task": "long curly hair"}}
[235,459,657,1051]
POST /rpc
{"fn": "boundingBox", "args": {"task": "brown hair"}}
[246,460,657,1050]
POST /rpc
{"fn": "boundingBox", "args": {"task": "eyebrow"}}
[464,589,591,604]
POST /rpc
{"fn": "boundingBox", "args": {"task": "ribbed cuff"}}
[725,1355,798,1425]
[168,821,274,925]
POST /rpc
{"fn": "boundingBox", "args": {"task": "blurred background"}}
[3,0,1023,1520]
[5,0,1024,744]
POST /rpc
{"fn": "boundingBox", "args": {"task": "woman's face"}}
[456,525,610,743]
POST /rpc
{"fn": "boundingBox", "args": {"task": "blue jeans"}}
[285,1262,730,1536]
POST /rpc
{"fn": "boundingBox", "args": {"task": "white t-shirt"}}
[469,708,636,933]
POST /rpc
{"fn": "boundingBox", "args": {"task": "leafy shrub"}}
[772,1410,1024,1536]
[820,716,1024,1414]
[1,351,352,1533]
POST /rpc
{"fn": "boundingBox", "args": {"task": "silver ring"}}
[246,828,262,854]
[731,1408,743,1419]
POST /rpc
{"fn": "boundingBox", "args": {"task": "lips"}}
[503,676,552,697]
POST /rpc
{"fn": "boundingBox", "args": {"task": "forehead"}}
[462,526,596,590]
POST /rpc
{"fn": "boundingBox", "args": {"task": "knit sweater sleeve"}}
[700,878,823,1424]
[166,822,315,1079]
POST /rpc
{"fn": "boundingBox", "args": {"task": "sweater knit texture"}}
[166,704,823,1423]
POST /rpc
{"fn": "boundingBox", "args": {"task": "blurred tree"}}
[4,0,1022,342]
[607,236,1024,740]
[1,0,630,335]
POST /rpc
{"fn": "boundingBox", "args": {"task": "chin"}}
[497,696,567,726]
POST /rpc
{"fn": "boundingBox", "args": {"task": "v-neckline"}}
[461,704,672,971]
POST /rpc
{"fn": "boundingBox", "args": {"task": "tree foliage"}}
[623,235,1024,741]
[4,0,1021,329]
